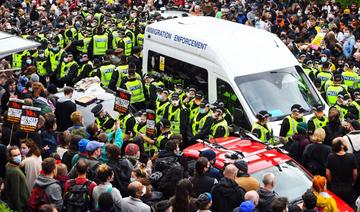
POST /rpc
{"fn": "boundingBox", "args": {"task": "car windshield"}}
[251,160,312,203]
[234,66,322,121]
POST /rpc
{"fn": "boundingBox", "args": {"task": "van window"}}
[235,66,322,121]
[217,78,251,131]
[147,50,208,93]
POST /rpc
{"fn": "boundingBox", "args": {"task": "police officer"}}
[144,74,164,110]
[316,62,332,88]
[91,104,116,133]
[123,32,133,57]
[97,57,116,88]
[88,26,110,58]
[120,63,146,111]
[156,119,172,150]
[128,46,142,75]
[125,21,136,46]
[210,106,229,139]
[307,104,328,135]
[342,63,358,90]
[12,50,29,70]
[35,50,51,84]
[134,110,157,156]
[169,83,186,105]
[118,108,136,144]
[279,104,305,142]
[75,54,93,83]
[326,74,347,106]
[314,77,327,100]
[188,91,204,121]
[164,93,189,142]
[137,26,145,47]
[49,42,65,76]
[155,88,170,123]
[56,53,79,87]
[350,88,360,119]
[189,99,214,142]
[252,110,273,143]
[334,91,351,122]
[302,59,318,81]
[183,85,197,105]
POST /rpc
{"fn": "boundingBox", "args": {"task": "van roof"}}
[145,17,298,78]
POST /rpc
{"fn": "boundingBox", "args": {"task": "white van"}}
[142,16,327,135]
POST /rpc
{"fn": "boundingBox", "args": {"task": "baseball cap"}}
[91,104,103,116]
[312,103,324,112]
[234,160,248,173]
[256,110,272,119]
[321,49,331,57]
[239,200,255,212]
[291,104,305,113]
[125,143,140,156]
[200,99,210,108]
[86,141,104,152]
[171,93,180,101]
[78,139,90,153]
[333,74,343,82]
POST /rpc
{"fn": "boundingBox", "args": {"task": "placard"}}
[114,88,131,114]
[19,105,41,133]
[146,109,156,137]
[159,56,165,71]
[7,98,24,124]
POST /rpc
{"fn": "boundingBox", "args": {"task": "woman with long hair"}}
[170,179,197,212]
[20,139,42,191]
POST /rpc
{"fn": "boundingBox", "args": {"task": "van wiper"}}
[196,139,245,159]
[291,196,303,204]
[275,164,283,172]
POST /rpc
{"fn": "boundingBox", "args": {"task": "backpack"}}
[154,155,180,173]
[86,161,101,182]
[347,135,360,167]
[28,185,51,212]
[63,179,92,212]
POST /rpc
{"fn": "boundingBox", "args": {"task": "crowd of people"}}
[1,0,360,211]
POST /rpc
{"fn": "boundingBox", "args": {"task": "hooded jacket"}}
[33,175,63,211]
[211,177,245,212]
[313,191,338,212]
[54,96,76,131]
[257,187,278,212]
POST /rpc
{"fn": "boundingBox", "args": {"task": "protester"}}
[312,175,338,212]
[257,172,278,212]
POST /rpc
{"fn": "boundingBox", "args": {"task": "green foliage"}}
[0,204,13,212]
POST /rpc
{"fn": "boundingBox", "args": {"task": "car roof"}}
[183,136,290,173]
[145,16,298,78]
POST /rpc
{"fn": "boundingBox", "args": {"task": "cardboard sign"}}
[114,88,131,114]
[7,98,24,124]
[19,105,41,133]
[146,109,156,137]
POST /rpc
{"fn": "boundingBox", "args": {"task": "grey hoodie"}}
[33,175,63,211]
[257,187,278,212]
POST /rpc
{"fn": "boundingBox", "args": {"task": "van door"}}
[214,75,252,131]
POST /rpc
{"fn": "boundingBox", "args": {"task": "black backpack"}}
[154,156,181,173]
[86,161,101,182]
[63,179,92,212]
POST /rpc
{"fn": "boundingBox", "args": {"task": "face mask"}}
[297,11,302,16]
[141,186,146,196]
[29,87,33,92]
[320,57,327,63]
[199,108,206,114]
[130,13,137,18]
[79,59,84,63]
[26,59,32,64]
[135,117,141,123]
[52,47,59,51]
[172,100,179,107]
[12,155,22,164]
[175,88,182,93]
[39,53,45,58]
[64,58,69,63]
[130,177,136,183]
[72,11,77,16]
[344,32,350,38]
[21,149,29,156]
[157,94,163,101]
[75,22,81,28]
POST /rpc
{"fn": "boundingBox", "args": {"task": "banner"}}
[7,98,24,124]
[146,109,156,137]
[114,88,131,114]
[19,105,41,133]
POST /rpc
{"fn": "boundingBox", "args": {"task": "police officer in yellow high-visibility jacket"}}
[210,106,229,139]
[163,93,189,142]
[56,54,78,87]
[35,50,51,84]
[120,63,146,111]
[187,92,204,121]
[307,104,328,135]
[252,110,273,143]
[326,74,348,106]
[12,50,29,70]
[144,74,165,110]
[88,26,111,58]
[98,60,116,88]
[49,43,65,73]
[155,88,170,124]
[74,54,93,83]
[279,104,306,142]
[91,104,116,133]
[188,100,214,142]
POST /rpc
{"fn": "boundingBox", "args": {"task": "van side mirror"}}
[233,108,244,126]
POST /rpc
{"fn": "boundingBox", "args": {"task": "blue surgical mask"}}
[199,108,206,114]
[130,177,136,183]
[320,57,327,63]
[52,47,59,52]
[13,155,22,164]
[26,59,32,64]
[157,94,163,101]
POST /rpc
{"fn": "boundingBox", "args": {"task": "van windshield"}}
[234,66,322,121]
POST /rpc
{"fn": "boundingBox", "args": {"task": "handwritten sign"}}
[19,105,41,133]
[146,109,156,137]
[7,98,24,124]
[114,88,131,114]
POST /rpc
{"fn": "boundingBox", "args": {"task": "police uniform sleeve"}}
[109,70,119,92]
[125,116,136,136]
[279,118,290,137]
[307,119,316,135]
[194,116,214,140]
[180,108,189,136]
[213,125,226,138]
[149,84,158,102]
[76,64,92,82]
[119,78,127,90]
[66,63,78,83]
[88,38,94,58]
[252,128,262,139]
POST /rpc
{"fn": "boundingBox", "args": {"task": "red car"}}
[182,136,353,211]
